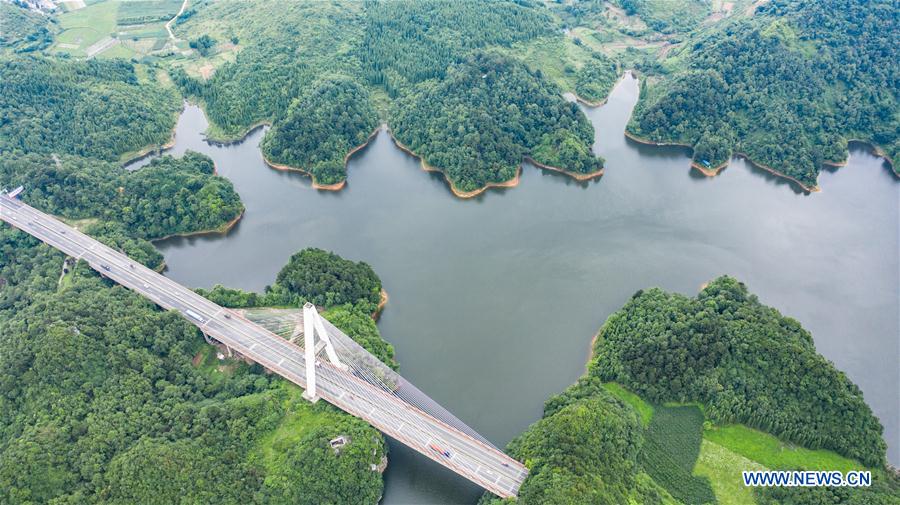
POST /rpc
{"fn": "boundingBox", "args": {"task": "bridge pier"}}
[302,303,319,403]
[301,303,347,403]
[202,331,234,358]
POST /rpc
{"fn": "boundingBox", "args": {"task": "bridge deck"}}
[0,194,527,498]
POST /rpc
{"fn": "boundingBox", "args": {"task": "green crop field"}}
[694,439,766,505]
[640,405,717,504]
[117,0,182,25]
[53,0,120,55]
[703,424,863,473]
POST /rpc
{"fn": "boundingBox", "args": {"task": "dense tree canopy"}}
[171,1,363,139]
[0,57,180,161]
[592,276,887,467]
[483,277,897,504]
[574,54,619,104]
[481,378,669,505]
[173,0,603,194]
[360,0,552,96]
[262,77,379,185]
[0,230,390,505]
[392,53,601,192]
[0,3,55,53]
[275,248,382,309]
[629,0,899,187]
[0,151,243,240]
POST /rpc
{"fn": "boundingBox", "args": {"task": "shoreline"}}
[847,138,898,178]
[151,207,245,242]
[205,121,271,146]
[120,127,178,167]
[120,104,185,166]
[262,124,383,192]
[569,71,632,109]
[623,130,820,192]
[372,288,388,320]
[525,156,604,181]
[386,129,521,198]
[733,151,820,193]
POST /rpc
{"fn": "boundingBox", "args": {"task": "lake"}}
[139,74,899,503]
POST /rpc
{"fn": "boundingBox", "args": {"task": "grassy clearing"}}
[694,439,766,505]
[191,344,239,384]
[504,35,595,94]
[603,382,653,427]
[253,385,342,466]
[641,405,717,504]
[703,424,863,473]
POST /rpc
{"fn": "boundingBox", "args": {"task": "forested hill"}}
[170,0,602,195]
[594,277,885,467]
[483,277,899,504]
[0,232,393,504]
[0,57,180,162]
[628,0,899,189]
[391,53,601,194]
[261,77,379,187]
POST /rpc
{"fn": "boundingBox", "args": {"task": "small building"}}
[330,435,349,452]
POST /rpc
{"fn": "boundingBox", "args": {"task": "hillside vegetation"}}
[483,277,898,504]
[0,57,180,162]
[261,77,379,186]
[593,277,886,467]
[0,24,395,501]
[629,0,899,188]
[391,53,601,193]
[0,228,395,504]
[0,151,242,240]
[171,0,602,195]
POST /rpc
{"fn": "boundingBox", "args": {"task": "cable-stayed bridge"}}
[0,192,528,498]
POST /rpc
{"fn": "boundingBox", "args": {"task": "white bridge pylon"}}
[302,302,347,402]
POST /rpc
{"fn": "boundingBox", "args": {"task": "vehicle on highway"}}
[143,283,150,288]
[430,443,451,458]
[185,309,204,323]
[100,264,110,271]
[224,312,231,319]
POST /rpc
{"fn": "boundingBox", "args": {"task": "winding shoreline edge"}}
[623,130,821,193]
[262,125,383,192]
[386,129,521,198]
[372,288,389,320]
[151,207,245,242]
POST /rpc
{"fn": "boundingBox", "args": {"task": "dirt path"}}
[165,0,189,42]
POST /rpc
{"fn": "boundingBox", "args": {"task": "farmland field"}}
[640,405,716,504]
[694,440,766,505]
[703,424,863,473]
[53,1,119,56]
[117,0,183,26]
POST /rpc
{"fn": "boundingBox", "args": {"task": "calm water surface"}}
[141,75,899,504]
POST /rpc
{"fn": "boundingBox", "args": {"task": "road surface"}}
[0,193,527,498]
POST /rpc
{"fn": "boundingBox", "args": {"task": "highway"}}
[0,193,528,498]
